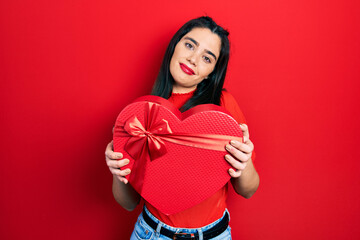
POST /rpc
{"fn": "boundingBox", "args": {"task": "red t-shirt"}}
[145,90,248,228]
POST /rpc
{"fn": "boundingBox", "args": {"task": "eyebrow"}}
[184,37,218,61]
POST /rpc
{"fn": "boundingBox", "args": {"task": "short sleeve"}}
[220,90,256,161]
[220,90,247,124]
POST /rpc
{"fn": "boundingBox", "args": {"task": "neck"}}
[172,85,197,94]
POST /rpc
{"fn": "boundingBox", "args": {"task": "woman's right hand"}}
[105,140,131,184]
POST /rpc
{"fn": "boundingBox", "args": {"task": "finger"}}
[116,176,129,184]
[230,140,253,154]
[106,152,123,161]
[106,141,113,151]
[240,124,250,138]
[226,144,251,163]
[107,158,130,169]
[105,141,114,158]
[110,167,131,177]
[105,145,123,160]
[228,168,242,178]
[225,154,247,170]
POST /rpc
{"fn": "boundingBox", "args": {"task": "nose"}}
[187,52,199,66]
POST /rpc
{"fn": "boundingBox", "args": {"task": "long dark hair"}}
[151,16,230,112]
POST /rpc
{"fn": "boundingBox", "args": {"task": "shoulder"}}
[220,90,247,124]
[220,90,237,104]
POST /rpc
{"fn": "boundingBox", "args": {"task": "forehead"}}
[182,28,221,57]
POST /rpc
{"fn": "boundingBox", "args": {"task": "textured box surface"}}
[113,95,243,215]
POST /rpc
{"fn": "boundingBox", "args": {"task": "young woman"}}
[105,16,259,240]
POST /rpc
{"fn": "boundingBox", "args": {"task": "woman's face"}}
[170,28,221,93]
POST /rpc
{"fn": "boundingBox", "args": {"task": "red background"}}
[1,0,360,239]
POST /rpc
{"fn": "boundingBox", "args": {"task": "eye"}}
[203,56,212,63]
[185,42,194,50]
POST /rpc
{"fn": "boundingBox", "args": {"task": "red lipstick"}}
[180,63,195,75]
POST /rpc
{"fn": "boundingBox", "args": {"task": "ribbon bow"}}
[123,113,172,161]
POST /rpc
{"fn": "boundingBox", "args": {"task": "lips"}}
[179,63,195,75]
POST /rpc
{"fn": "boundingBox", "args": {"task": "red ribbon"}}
[114,102,243,191]
[123,115,171,161]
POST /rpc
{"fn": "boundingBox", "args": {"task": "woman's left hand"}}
[225,124,254,178]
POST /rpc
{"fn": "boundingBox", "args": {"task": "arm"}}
[225,124,260,198]
[105,141,141,211]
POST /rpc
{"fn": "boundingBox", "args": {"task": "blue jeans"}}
[130,206,232,240]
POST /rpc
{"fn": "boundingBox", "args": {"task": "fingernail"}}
[116,153,123,158]
[124,159,130,164]
[225,154,231,160]
[226,144,232,151]
[231,140,239,145]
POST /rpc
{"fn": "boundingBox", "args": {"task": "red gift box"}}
[113,95,243,215]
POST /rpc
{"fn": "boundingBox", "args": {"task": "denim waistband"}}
[143,205,230,237]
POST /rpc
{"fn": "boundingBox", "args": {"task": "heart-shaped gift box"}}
[113,95,243,215]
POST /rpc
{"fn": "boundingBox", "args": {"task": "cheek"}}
[170,55,180,70]
[171,45,182,61]
[169,55,178,75]
[199,64,216,77]
[170,47,181,71]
